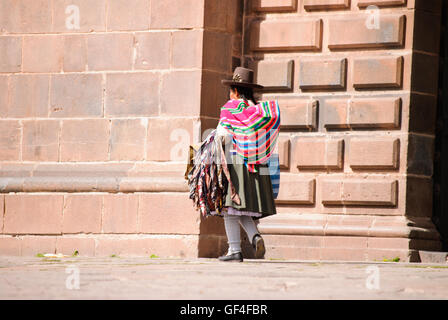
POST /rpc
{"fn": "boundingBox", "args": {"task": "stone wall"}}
[0,0,241,257]
[245,0,443,261]
[0,0,444,261]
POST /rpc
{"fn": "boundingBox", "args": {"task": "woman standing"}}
[212,67,279,262]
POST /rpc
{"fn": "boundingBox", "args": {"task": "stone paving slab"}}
[0,256,447,300]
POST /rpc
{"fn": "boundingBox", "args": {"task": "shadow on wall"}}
[432,0,448,251]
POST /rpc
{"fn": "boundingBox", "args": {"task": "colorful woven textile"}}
[267,153,280,199]
[186,129,241,217]
[219,99,281,173]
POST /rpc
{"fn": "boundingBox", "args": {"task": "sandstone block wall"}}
[245,0,443,261]
[0,0,444,261]
[0,0,241,257]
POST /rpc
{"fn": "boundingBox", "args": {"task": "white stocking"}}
[223,214,241,254]
[239,216,259,244]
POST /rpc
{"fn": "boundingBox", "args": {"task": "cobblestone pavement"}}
[0,256,447,300]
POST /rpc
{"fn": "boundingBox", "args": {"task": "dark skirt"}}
[222,153,277,220]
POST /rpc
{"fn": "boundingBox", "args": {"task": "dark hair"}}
[230,85,257,105]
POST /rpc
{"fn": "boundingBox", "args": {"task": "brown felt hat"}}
[221,67,264,89]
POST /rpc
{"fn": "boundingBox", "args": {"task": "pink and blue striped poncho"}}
[218,99,281,173]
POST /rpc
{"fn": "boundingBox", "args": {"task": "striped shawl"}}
[219,99,281,173]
